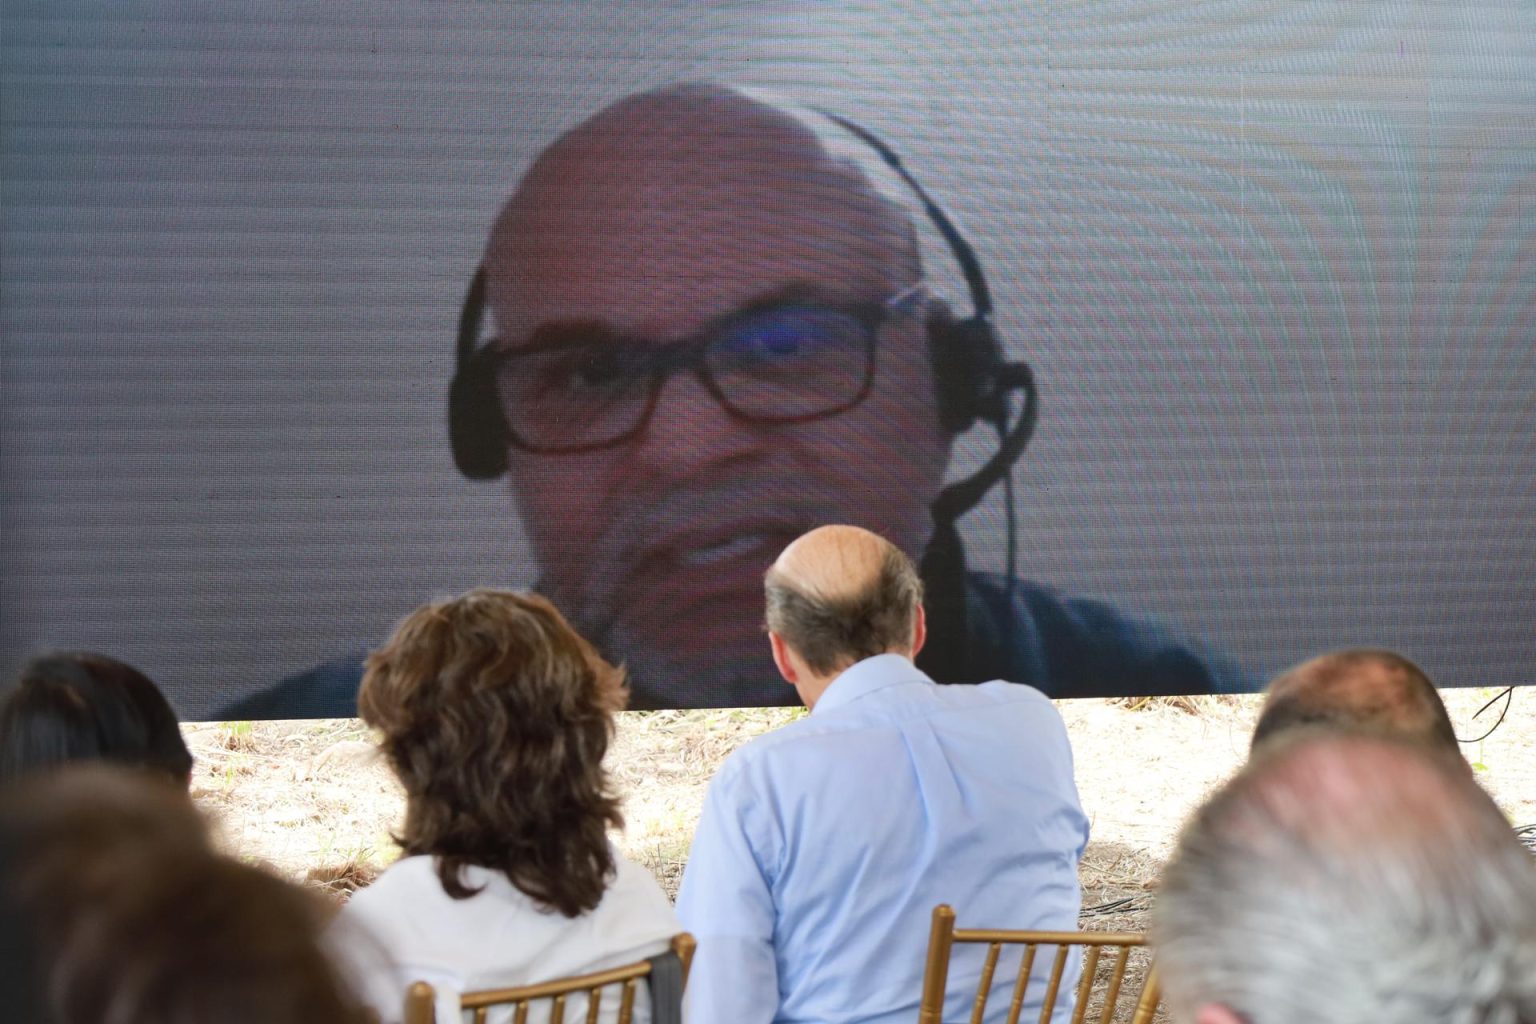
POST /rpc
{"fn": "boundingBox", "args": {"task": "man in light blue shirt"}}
[676,524,1090,1024]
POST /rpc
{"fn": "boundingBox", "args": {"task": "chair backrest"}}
[917,905,1161,1024]
[402,932,695,1024]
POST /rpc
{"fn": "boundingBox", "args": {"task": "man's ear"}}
[910,604,927,659]
[1194,1004,1246,1024]
[769,632,799,686]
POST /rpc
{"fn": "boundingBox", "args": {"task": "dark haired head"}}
[1251,649,1460,757]
[2,766,371,1024]
[359,589,627,917]
[0,653,193,789]
[765,532,923,677]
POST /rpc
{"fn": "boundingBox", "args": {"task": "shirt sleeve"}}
[675,761,780,1024]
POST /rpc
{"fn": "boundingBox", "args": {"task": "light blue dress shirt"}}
[676,654,1089,1024]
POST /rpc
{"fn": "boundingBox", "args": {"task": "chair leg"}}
[918,904,957,1024]
[1128,966,1161,1024]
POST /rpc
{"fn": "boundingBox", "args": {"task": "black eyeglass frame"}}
[481,284,924,455]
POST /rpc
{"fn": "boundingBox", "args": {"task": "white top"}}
[333,849,679,1024]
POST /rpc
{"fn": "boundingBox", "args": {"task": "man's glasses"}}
[490,285,923,454]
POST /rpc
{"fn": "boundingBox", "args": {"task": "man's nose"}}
[633,368,758,476]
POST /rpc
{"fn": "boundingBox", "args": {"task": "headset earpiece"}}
[927,307,1010,435]
[448,346,509,480]
[447,269,510,480]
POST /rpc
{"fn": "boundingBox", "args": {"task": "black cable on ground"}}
[1460,685,1515,744]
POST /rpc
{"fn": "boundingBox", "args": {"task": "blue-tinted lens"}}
[709,305,865,372]
[707,304,872,418]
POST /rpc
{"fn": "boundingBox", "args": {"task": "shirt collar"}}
[812,653,931,716]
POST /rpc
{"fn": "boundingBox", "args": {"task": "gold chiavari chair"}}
[917,904,1161,1024]
[402,932,695,1024]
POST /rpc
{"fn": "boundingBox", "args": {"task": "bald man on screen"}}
[224,82,1249,718]
[676,525,1089,1024]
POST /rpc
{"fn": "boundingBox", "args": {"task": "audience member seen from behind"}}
[1,765,372,1024]
[0,652,193,789]
[676,525,1089,1024]
[1154,729,1536,1024]
[335,589,679,1024]
[1250,648,1462,762]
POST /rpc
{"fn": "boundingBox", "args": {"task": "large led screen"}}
[3,2,1532,719]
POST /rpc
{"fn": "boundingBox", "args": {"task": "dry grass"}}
[184,687,1533,1020]
[1111,693,1242,715]
[1078,843,1158,930]
[306,857,382,900]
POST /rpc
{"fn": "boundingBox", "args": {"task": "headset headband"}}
[814,110,993,322]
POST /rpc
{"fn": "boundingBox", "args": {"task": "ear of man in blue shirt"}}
[676,653,1090,1024]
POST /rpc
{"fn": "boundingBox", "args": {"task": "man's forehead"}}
[484,91,913,339]
[516,83,847,198]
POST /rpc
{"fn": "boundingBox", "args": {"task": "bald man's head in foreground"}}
[1154,730,1536,1024]
[1251,649,1460,758]
[764,525,926,706]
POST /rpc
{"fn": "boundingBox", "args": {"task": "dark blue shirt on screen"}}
[215,572,1252,719]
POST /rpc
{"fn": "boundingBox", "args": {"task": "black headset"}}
[446,112,1039,682]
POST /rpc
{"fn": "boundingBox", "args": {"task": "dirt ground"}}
[185,688,1533,1016]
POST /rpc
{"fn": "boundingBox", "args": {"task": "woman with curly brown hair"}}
[333,589,678,1024]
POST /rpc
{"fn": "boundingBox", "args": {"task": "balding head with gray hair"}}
[763,525,925,707]
[1153,730,1536,1024]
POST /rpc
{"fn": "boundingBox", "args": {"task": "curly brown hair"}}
[359,589,627,917]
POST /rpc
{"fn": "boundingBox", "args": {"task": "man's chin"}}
[606,623,791,710]
[573,579,785,708]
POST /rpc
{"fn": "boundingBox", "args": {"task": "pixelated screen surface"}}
[2,2,1531,718]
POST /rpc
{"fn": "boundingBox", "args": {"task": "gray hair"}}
[763,544,923,676]
[1153,731,1536,1024]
